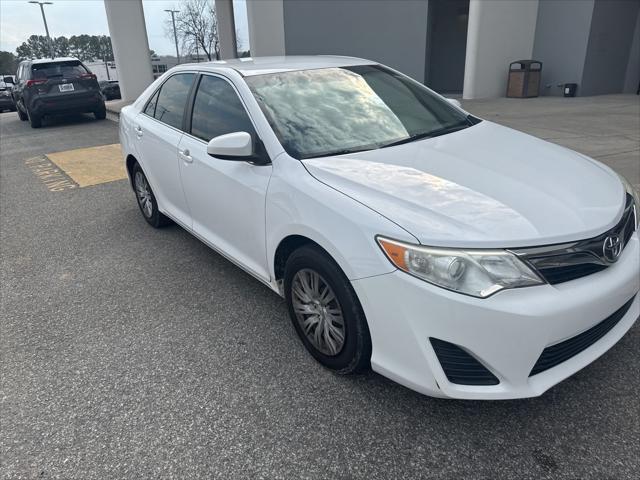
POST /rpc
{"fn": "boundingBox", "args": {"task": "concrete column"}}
[246,0,285,56]
[463,0,539,99]
[103,0,154,102]
[215,0,238,59]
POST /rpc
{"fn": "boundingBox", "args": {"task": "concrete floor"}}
[1,95,639,479]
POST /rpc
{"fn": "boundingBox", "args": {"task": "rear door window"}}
[152,73,195,130]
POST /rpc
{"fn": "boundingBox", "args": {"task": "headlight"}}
[377,237,544,298]
[618,173,639,229]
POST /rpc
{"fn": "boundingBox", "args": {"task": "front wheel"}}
[284,245,372,374]
[17,105,27,121]
[132,163,173,228]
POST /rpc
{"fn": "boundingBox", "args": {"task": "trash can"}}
[563,83,578,97]
[507,60,542,98]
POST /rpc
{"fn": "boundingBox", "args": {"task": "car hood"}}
[302,121,626,248]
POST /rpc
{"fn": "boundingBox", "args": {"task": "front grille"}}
[430,338,499,386]
[540,263,607,284]
[530,296,636,376]
[514,194,636,285]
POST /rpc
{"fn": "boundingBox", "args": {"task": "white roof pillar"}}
[215,0,238,59]
[103,0,154,102]
[463,0,539,99]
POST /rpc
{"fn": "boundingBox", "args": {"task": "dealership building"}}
[103,0,640,102]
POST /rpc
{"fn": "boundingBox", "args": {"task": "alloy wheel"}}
[134,171,153,218]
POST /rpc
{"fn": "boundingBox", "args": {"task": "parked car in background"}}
[99,80,121,100]
[10,57,106,128]
[0,78,16,112]
[120,56,639,400]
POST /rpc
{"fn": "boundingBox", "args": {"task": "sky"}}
[0,0,249,56]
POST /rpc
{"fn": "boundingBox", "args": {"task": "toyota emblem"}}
[603,235,622,263]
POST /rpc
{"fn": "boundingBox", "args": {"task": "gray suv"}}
[10,57,106,128]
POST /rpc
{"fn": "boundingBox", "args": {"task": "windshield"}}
[31,61,88,80]
[246,65,475,159]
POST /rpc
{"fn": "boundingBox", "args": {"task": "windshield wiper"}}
[302,116,476,159]
[302,146,377,160]
[380,120,473,149]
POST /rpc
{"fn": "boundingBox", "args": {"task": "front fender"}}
[266,154,417,281]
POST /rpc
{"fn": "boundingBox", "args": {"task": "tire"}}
[284,245,372,374]
[131,163,173,228]
[28,109,42,128]
[94,105,106,120]
[17,105,27,121]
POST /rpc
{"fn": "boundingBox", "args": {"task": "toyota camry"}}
[119,56,639,399]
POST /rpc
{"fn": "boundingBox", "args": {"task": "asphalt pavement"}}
[1,106,639,479]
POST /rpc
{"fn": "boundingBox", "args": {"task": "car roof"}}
[173,55,377,77]
[29,57,81,65]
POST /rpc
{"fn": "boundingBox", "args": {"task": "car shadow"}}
[40,113,101,129]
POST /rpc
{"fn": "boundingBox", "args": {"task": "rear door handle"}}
[134,125,143,138]
[179,148,193,163]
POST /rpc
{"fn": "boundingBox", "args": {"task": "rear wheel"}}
[284,245,371,374]
[28,109,41,128]
[132,163,173,228]
[94,105,106,120]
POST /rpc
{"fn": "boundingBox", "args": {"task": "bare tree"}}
[165,0,220,62]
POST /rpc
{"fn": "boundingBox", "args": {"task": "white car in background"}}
[119,56,639,399]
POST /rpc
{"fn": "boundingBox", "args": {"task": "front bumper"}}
[352,233,640,399]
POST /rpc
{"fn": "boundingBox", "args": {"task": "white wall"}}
[103,0,154,101]
[282,0,429,83]
[463,0,539,99]
[246,0,285,56]
[532,0,594,96]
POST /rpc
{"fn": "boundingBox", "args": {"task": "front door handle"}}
[179,148,193,163]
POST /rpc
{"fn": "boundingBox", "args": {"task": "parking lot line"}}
[25,155,79,192]
[45,143,126,188]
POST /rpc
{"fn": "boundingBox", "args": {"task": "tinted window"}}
[153,73,194,129]
[190,75,255,142]
[144,90,159,116]
[31,60,88,80]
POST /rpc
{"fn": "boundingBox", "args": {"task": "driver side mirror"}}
[3,76,14,84]
[207,131,270,165]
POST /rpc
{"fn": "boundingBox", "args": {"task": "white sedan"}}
[119,56,639,399]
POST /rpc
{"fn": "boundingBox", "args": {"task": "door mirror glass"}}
[3,76,14,84]
[207,131,253,159]
[446,98,462,108]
